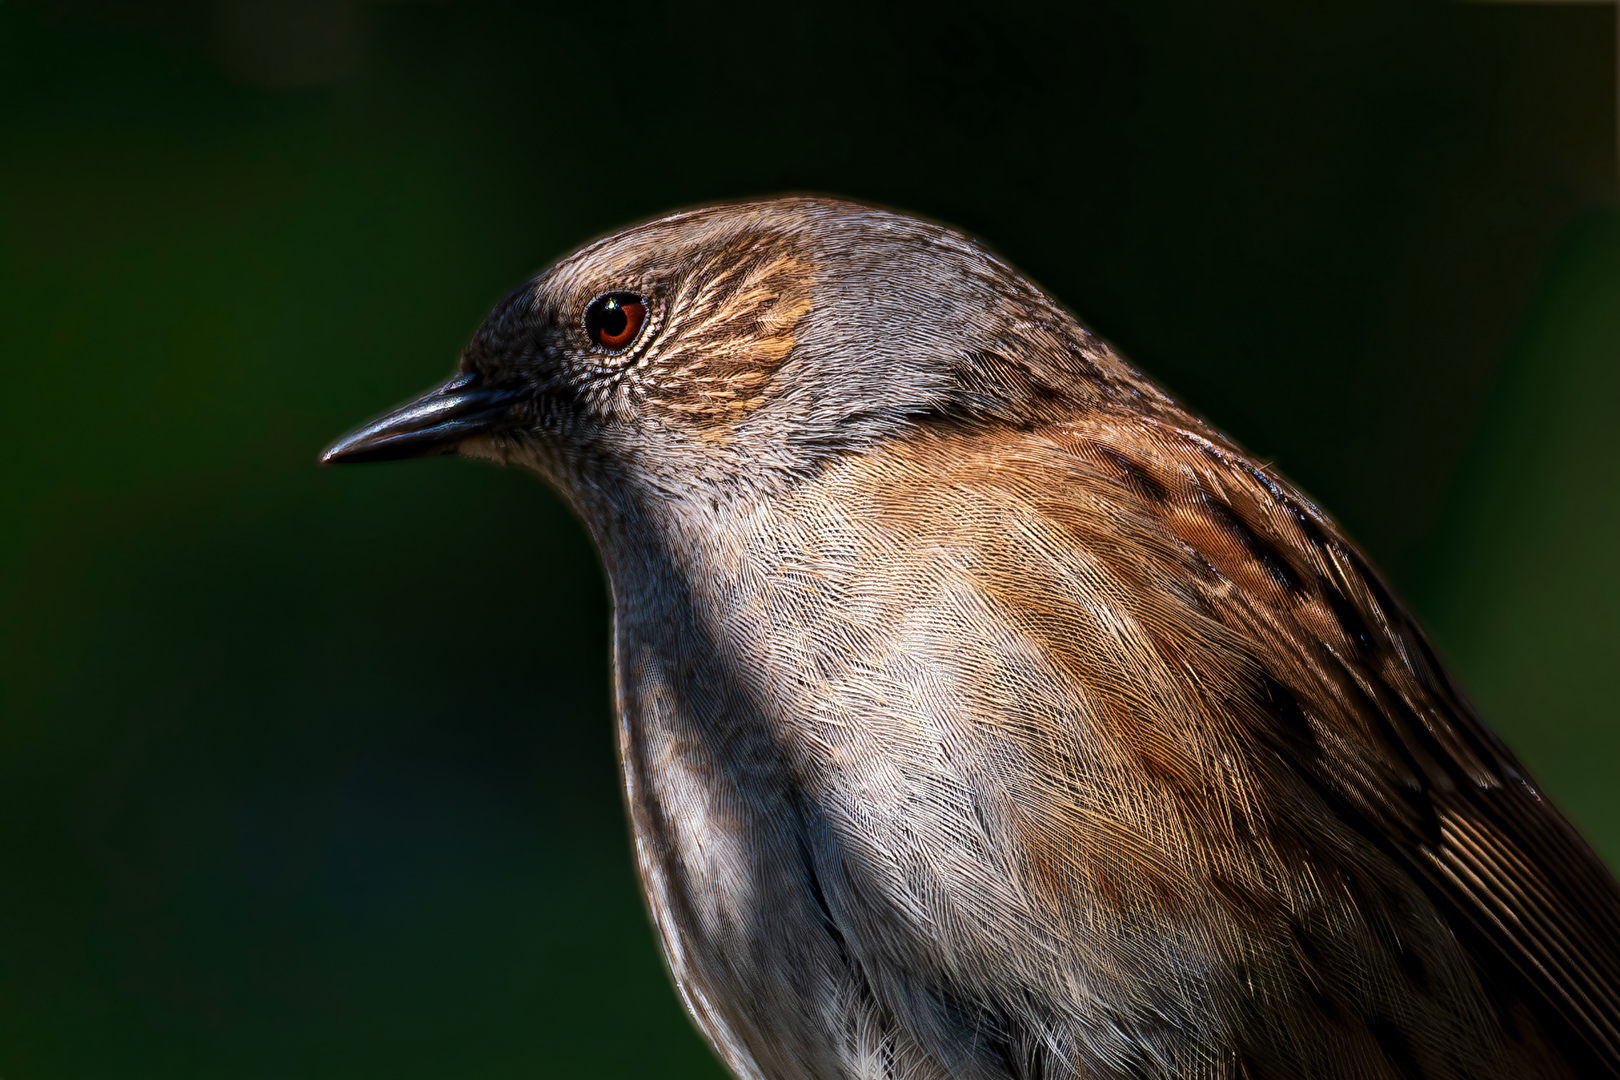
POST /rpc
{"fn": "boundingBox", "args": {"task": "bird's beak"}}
[320,372,526,464]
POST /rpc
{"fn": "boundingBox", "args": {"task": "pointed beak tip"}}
[317,431,385,466]
[317,373,524,468]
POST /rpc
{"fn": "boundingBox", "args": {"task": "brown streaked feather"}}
[645,231,813,427]
[820,412,1620,1076]
[817,427,1514,1077]
[1065,410,1620,1074]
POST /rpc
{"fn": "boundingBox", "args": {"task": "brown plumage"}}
[323,198,1620,1079]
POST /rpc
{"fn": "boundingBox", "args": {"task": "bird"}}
[322,197,1620,1080]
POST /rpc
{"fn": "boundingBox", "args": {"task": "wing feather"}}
[1077,416,1620,1074]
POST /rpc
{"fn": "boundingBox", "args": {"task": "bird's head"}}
[322,197,1167,527]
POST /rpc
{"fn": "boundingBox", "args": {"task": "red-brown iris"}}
[585,292,648,352]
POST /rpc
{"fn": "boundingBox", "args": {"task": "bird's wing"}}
[1062,415,1620,1076]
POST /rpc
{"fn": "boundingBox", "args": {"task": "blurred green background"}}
[1,1,1616,1076]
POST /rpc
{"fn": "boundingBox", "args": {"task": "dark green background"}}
[2,1,1617,1076]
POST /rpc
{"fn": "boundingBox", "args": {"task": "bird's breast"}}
[604,420,1539,1079]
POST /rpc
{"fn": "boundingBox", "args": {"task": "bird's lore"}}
[324,198,1620,1080]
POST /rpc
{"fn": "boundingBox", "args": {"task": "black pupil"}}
[599,300,627,337]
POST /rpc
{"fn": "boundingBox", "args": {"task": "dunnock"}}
[323,199,1620,1079]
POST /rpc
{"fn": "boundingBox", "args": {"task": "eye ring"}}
[583,291,649,354]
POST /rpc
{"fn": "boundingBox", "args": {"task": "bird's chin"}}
[462,433,572,490]
[454,433,510,465]
[459,431,554,473]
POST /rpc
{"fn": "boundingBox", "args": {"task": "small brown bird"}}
[323,198,1620,1079]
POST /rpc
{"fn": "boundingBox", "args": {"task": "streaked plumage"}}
[324,198,1620,1079]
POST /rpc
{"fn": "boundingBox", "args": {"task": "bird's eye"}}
[584,292,648,353]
